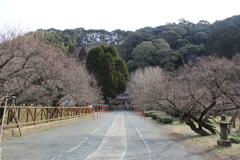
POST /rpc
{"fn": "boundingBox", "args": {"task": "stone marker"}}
[216,114,232,147]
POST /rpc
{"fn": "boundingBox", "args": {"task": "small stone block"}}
[217,139,232,147]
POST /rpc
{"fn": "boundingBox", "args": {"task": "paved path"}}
[85,113,127,160]
[0,111,204,160]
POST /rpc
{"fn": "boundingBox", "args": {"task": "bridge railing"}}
[92,104,108,119]
[0,106,92,128]
[133,105,146,120]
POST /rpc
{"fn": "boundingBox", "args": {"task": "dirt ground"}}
[155,122,240,160]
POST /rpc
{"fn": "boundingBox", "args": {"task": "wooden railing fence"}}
[0,106,92,128]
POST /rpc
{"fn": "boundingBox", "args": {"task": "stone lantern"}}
[216,114,232,147]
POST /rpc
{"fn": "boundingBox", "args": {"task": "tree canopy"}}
[127,39,176,71]
[127,56,240,136]
[207,15,240,58]
[116,18,212,71]
[0,29,102,106]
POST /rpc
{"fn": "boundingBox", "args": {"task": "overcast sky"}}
[0,0,239,32]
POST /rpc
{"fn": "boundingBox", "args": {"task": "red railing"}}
[133,105,146,120]
[92,104,108,120]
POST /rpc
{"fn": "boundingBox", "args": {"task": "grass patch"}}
[163,121,240,159]
[147,110,240,158]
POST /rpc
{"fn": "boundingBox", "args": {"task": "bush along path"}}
[1,111,204,160]
[145,110,175,124]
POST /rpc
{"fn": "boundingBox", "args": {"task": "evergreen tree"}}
[78,46,87,62]
[67,44,77,58]
[86,45,129,103]
[86,46,104,74]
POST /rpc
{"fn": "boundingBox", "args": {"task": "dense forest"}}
[30,15,240,72]
[31,28,130,53]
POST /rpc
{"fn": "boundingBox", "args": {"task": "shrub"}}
[145,110,156,117]
[146,110,174,124]
[150,111,165,119]
[151,114,158,119]
[161,117,174,124]
[157,115,174,124]
[156,115,162,122]
[229,137,240,144]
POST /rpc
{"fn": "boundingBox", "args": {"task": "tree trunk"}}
[184,118,210,136]
[236,125,240,136]
[0,108,4,125]
[198,101,216,130]
[201,122,216,134]
[230,111,239,128]
[189,114,216,135]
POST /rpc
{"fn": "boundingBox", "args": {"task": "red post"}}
[97,105,98,118]
[144,107,146,121]
[92,105,95,120]
[139,107,141,117]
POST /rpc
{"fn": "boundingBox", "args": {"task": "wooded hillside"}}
[30,15,240,72]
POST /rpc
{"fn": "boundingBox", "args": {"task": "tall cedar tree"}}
[86,45,129,103]
[67,44,77,58]
[78,46,87,62]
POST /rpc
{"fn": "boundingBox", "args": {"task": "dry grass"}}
[157,121,240,160]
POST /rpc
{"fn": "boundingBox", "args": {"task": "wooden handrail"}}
[0,106,93,128]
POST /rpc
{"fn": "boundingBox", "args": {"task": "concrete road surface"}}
[0,111,204,160]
